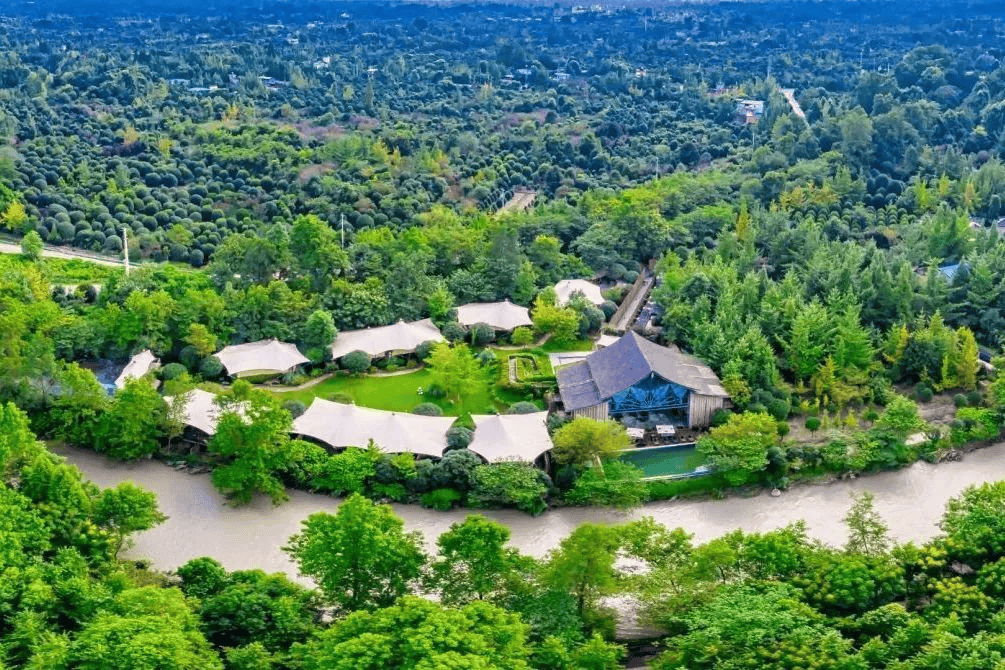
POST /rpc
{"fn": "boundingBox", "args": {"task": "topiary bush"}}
[968,391,983,407]
[341,350,371,375]
[199,356,224,379]
[954,393,968,408]
[442,321,466,343]
[805,417,822,433]
[916,385,934,403]
[777,421,790,437]
[445,426,474,451]
[159,362,187,381]
[768,399,791,421]
[413,402,444,416]
[507,401,540,414]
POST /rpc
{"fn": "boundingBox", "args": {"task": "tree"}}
[283,493,425,612]
[69,587,223,670]
[541,523,621,617]
[185,323,218,358]
[96,377,168,460]
[695,412,776,485]
[93,481,167,556]
[426,514,525,605]
[289,215,349,292]
[551,417,632,467]
[843,491,890,556]
[207,382,296,505]
[20,230,42,262]
[873,395,926,440]
[532,294,580,344]
[426,341,481,405]
[302,597,531,670]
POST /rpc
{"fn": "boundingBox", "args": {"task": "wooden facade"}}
[572,402,610,421]
[687,393,728,429]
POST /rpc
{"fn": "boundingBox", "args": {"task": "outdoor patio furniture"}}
[626,427,645,440]
[656,424,675,437]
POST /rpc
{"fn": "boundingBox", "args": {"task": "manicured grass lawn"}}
[269,368,537,417]
[539,338,595,353]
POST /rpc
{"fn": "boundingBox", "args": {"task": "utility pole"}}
[122,227,130,275]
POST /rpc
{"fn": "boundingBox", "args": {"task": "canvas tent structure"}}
[114,349,159,388]
[214,339,309,378]
[554,279,605,307]
[556,331,729,428]
[331,319,444,360]
[456,300,533,331]
[292,398,454,457]
[468,412,553,464]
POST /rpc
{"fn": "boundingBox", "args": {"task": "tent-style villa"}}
[292,398,455,457]
[214,339,309,378]
[456,300,533,332]
[179,388,230,440]
[331,318,444,360]
[554,279,605,307]
[468,412,553,465]
[114,349,160,388]
[556,331,729,428]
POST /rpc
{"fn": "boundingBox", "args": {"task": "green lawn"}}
[269,367,534,417]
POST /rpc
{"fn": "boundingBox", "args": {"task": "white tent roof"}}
[181,389,226,435]
[468,411,553,463]
[456,300,533,331]
[114,349,159,388]
[331,319,444,359]
[292,398,455,457]
[214,339,309,377]
[554,279,605,307]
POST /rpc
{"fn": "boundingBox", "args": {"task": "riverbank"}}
[52,439,1005,576]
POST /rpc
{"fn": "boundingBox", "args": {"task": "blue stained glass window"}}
[608,373,689,415]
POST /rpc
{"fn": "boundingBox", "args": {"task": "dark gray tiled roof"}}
[557,332,729,411]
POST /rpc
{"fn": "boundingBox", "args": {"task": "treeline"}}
[8,397,1005,669]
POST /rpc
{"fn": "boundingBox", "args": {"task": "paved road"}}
[0,241,124,267]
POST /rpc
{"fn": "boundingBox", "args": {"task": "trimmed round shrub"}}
[476,350,496,365]
[413,402,444,416]
[777,421,790,437]
[282,400,307,418]
[599,300,618,320]
[446,426,474,451]
[159,362,187,381]
[748,402,767,415]
[805,417,822,432]
[507,401,540,415]
[199,356,224,379]
[179,345,200,371]
[510,327,534,347]
[916,385,934,403]
[341,350,371,375]
[967,391,983,407]
[953,393,968,408]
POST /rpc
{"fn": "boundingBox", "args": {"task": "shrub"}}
[777,421,790,437]
[954,393,968,408]
[442,321,466,342]
[563,460,647,508]
[916,385,933,403]
[768,399,791,421]
[413,402,444,416]
[968,390,983,407]
[510,327,534,346]
[477,349,496,366]
[805,417,822,432]
[330,392,353,404]
[282,400,307,418]
[445,426,474,451]
[469,462,549,515]
[710,408,732,427]
[159,362,187,381]
[314,446,379,496]
[470,323,497,346]
[420,487,462,510]
[599,300,618,320]
[747,402,767,415]
[413,449,483,493]
[507,401,540,415]
[646,474,725,501]
[341,350,371,375]
[863,408,880,422]
[415,340,435,360]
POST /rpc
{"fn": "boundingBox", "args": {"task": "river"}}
[54,443,1005,577]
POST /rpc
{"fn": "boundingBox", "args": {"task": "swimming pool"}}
[618,443,709,479]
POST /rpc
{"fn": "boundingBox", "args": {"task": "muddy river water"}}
[55,443,1005,576]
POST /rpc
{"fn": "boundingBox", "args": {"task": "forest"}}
[4,0,1005,666]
